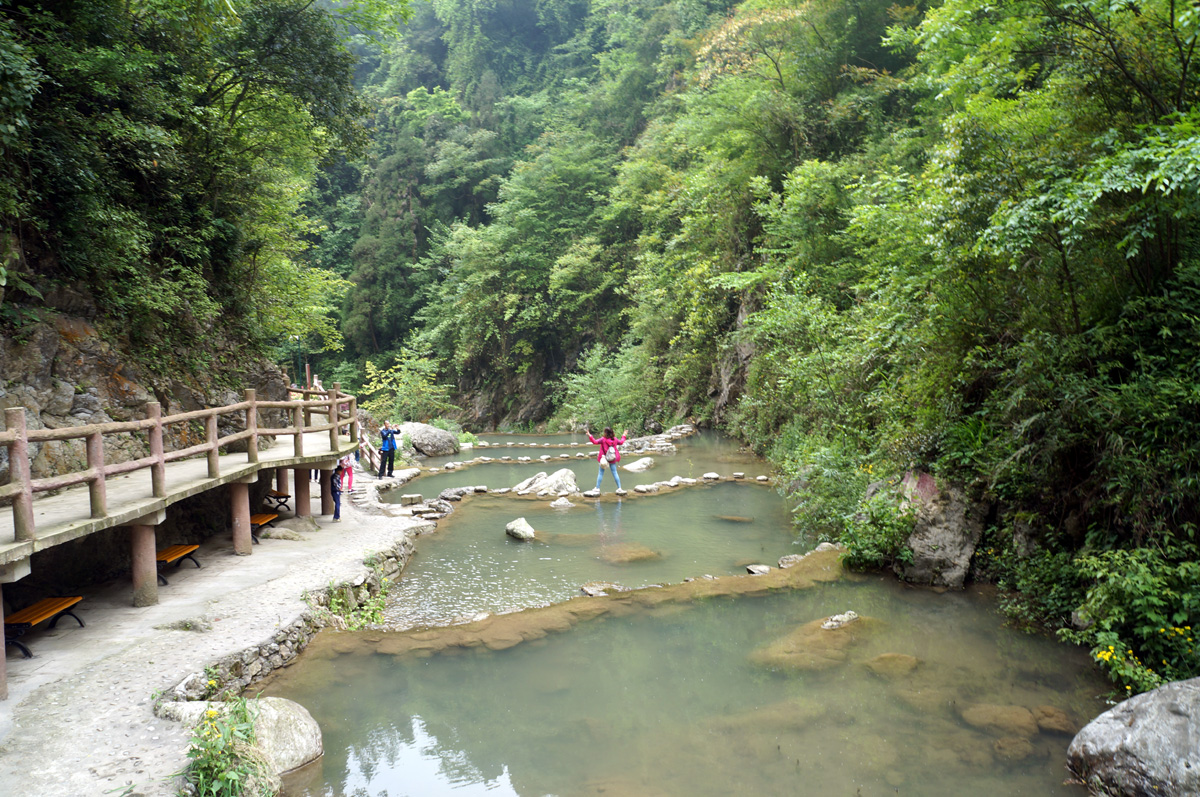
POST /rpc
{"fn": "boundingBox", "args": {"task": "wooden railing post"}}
[349,396,359,444]
[328,383,340,451]
[6,407,35,541]
[245,389,259,464]
[205,413,219,478]
[293,402,305,457]
[147,402,165,498]
[303,390,312,427]
[86,430,107,518]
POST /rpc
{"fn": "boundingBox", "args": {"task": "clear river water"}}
[260,432,1109,796]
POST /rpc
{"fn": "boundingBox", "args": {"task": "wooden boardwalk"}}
[0,428,355,568]
[0,385,361,697]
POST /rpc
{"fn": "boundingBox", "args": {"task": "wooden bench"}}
[156,544,201,586]
[265,489,291,511]
[250,513,278,544]
[4,596,84,659]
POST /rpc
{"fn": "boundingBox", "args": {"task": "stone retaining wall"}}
[162,533,417,703]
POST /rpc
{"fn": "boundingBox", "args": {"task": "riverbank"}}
[0,485,428,797]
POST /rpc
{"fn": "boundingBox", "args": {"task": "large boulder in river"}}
[158,697,322,777]
[253,697,325,774]
[894,472,988,588]
[622,456,655,472]
[513,468,578,494]
[1067,677,1200,796]
[397,422,459,456]
[506,517,537,541]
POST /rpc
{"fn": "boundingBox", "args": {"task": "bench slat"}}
[250,513,278,526]
[156,544,200,564]
[6,596,83,626]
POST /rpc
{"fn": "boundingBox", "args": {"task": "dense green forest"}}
[2,0,1198,693]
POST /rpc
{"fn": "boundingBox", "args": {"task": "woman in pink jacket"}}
[588,425,629,492]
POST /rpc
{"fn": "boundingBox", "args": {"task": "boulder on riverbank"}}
[622,457,655,472]
[397,422,459,456]
[1067,677,1200,796]
[159,697,322,781]
[893,472,989,589]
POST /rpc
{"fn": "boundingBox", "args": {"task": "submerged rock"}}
[599,542,661,564]
[1033,705,1077,735]
[865,653,920,680]
[749,613,878,672]
[549,497,574,509]
[1068,677,1200,796]
[960,703,1038,738]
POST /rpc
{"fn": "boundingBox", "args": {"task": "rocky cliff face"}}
[0,315,289,484]
[0,313,290,604]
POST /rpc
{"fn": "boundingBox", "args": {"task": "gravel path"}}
[0,486,424,797]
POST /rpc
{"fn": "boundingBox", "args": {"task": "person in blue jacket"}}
[378,422,397,478]
[331,464,344,521]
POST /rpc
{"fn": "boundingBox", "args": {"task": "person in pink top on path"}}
[587,425,629,492]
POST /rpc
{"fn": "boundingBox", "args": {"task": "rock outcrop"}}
[1068,677,1200,796]
[0,316,290,484]
[894,472,989,588]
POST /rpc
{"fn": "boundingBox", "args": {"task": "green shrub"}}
[1061,548,1200,693]
[183,696,266,797]
[841,491,916,570]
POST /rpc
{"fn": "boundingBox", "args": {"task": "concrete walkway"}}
[0,471,425,796]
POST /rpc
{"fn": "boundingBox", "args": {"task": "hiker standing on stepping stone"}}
[378,422,397,478]
[588,425,628,493]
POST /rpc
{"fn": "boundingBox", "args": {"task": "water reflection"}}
[267,578,1107,797]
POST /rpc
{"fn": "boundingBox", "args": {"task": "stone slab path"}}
[0,473,424,797]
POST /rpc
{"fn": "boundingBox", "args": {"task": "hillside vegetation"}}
[3,0,1197,692]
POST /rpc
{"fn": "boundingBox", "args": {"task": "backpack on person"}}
[604,444,618,463]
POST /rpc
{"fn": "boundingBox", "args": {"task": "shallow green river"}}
[262,433,1109,796]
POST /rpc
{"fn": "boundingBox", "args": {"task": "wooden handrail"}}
[1,385,357,540]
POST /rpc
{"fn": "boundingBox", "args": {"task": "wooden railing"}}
[0,383,358,542]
